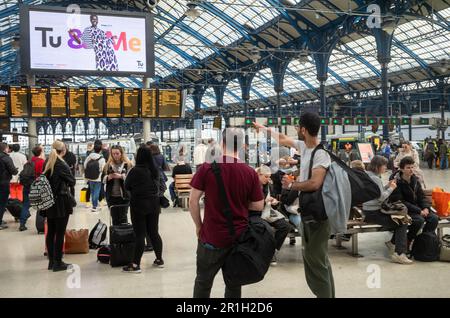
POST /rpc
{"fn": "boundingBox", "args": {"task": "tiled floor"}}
[0,169,449,298]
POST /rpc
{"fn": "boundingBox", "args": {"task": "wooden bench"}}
[334,217,385,257]
[335,204,450,257]
[174,174,194,210]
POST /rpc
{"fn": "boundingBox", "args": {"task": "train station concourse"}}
[0,0,450,299]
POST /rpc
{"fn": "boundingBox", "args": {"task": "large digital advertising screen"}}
[20,5,154,77]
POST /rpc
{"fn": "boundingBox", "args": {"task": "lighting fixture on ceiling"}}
[250,46,261,64]
[185,1,201,19]
[382,16,396,33]
[280,0,296,6]
[215,74,224,82]
[298,50,310,63]
[146,0,160,13]
[438,58,449,73]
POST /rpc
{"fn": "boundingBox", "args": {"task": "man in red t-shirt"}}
[189,128,264,298]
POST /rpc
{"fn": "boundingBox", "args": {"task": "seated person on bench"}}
[169,159,192,207]
[363,155,412,265]
[256,165,292,265]
[390,156,438,248]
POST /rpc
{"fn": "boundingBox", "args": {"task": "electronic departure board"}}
[9,86,29,117]
[87,88,104,117]
[68,88,86,117]
[0,86,8,117]
[123,88,139,118]
[105,88,122,118]
[30,87,48,117]
[49,87,67,117]
[158,89,181,118]
[141,88,157,118]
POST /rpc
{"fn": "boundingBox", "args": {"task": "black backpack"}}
[411,232,440,262]
[84,157,101,180]
[326,150,381,206]
[97,245,111,264]
[19,161,35,187]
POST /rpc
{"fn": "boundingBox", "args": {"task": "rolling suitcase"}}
[108,204,135,267]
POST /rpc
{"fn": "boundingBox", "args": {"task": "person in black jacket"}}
[169,159,192,207]
[0,142,18,230]
[102,145,132,225]
[123,145,163,273]
[63,145,77,196]
[390,156,438,247]
[42,140,76,272]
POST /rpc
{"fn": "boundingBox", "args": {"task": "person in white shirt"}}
[84,140,106,212]
[254,112,334,298]
[193,140,208,170]
[9,144,27,201]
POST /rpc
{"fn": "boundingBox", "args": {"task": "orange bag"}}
[432,188,450,217]
[64,229,89,254]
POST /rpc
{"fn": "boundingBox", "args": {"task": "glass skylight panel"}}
[202,88,217,108]
[164,27,215,60]
[187,11,241,46]
[213,0,278,29]
[223,80,241,104]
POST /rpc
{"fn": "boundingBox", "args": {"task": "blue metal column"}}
[372,6,394,141]
[192,87,205,143]
[239,73,256,163]
[268,56,290,132]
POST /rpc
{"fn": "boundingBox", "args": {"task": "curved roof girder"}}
[391,37,435,79]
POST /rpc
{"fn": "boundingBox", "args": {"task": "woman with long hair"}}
[123,145,164,273]
[42,140,76,271]
[102,145,133,225]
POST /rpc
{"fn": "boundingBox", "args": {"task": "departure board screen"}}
[0,86,8,117]
[49,87,67,117]
[105,88,122,118]
[123,88,139,118]
[141,88,157,118]
[87,88,104,117]
[9,86,29,117]
[158,89,181,118]
[30,87,48,117]
[68,88,86,117]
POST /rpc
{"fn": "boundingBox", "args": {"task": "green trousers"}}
[301,219,335,298]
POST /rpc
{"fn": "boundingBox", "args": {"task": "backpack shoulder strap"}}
[307,144,324,180]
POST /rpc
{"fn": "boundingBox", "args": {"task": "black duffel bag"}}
[110,224,135,244]
[211,162,276,286]
[299,145,328,222]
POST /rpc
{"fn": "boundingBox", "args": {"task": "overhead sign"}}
[141,88,157,118]
[87,88,104,117]
[105,88,121,118]
[20,5,154,77]
[49,87,67,117]
[123,88,139,117]
[0,86,8,117]
[30,86,48,117]
[68,87,86,117]
[9,86,29,117]
[158,89,182,118]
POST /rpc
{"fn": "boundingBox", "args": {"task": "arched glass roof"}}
[1,0,449,111]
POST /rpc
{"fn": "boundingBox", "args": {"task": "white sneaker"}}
[270,253,278,266]
[385,241,395,254]
[391,253,413,265]
[91,207,98,213]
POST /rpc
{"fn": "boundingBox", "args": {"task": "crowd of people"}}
[0,114,447,296]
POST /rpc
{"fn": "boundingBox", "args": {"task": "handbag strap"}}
[211,161,236,238]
